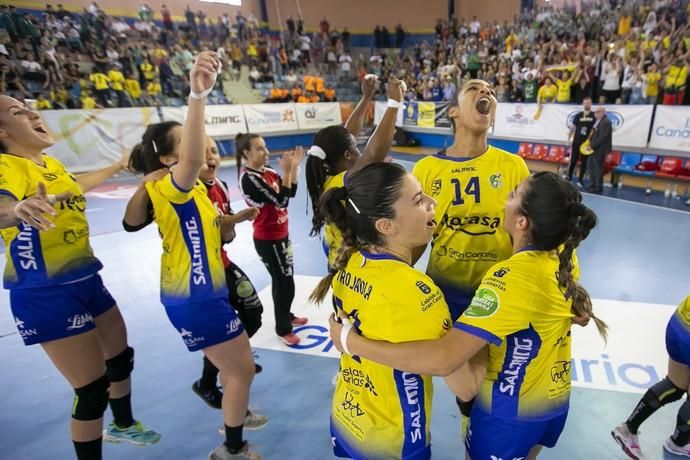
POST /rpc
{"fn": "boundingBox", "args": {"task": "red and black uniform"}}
[239,166,297,337]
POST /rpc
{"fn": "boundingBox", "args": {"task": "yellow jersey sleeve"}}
[145,172,195,204]
[0,156,29,200]
[455,263,534,345]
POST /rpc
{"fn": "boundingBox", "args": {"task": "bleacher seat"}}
[614,152,642,173]
[518,143,533,158]
[527,144,549,160]
[604,151,621,175]
[632,154,660,175]
[656,157,684,178]
[678,159,690,180]
[545,145,568,164]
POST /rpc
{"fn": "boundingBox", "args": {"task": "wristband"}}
[340,320,353,355]
[387,98,402,109]
[189,87,214,100]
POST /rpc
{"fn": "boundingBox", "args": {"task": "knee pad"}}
[105,346,134,383]
[72,375,109,421]
[650,376,685,408]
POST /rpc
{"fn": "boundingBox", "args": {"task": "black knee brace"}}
[105,346,134,383]
[650,376,685,408]
[72,375,109,421]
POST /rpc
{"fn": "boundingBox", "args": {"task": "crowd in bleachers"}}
[1,0,689,110]
[359,0,690,106]
[0,2,261,109]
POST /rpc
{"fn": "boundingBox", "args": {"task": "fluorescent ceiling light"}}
[199,0,241,5]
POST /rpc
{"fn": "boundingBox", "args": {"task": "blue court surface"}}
[1,152,689,460]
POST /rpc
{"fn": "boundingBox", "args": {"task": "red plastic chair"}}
[656,157,684,178]
[518,143,534,158]
[528,144,549,160]
[546,145,566,164]
[677,159,690,181]
[604,151,622,175]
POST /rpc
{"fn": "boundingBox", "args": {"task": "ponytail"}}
[309,186,358,304]
[556,205,608,341]
[306,125,356,237]
[520,171,608,341]
[306,154,330,237]
[128,121,181,175]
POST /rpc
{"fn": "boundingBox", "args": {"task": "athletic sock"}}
[110,393,134,428]
[224,424,245,452]
[73,438,102,460]
[199,356,220,390]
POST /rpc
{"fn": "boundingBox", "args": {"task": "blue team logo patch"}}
[416,280,432,294]
[493,267,510,278]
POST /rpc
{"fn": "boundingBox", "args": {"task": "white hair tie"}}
[307,145,327,160]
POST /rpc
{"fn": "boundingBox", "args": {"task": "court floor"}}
[1,153,689,460]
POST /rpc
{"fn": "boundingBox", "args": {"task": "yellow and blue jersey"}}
[674,296,690,331]
[145,173,228,305]
[412,146,530,318]
[323,171,345,269]
[331,251,451,460]
[456,249,574,421]
[0,153,102,289]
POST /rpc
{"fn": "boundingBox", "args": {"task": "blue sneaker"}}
[103,420,161,446]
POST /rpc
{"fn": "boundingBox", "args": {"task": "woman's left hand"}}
[189,50,220,95]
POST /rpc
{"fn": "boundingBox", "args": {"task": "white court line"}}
[85,208,103,213]
[583,191,690,215]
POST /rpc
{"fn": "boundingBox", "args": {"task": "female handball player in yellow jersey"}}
[124,51,260,460]
[613,294,690,459]
[305,75,404,270]
[0,95,160,459]
[310,162,449,459]
[330,171,607,460]
[411,78,531,422]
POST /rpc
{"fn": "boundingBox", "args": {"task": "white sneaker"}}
[244,411,268,430]
[664,437,690,457]
[576,181,584,189]
[209,442,261,460]
[217,411,269,435]
[611,424,646,459]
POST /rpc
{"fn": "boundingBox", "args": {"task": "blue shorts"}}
[466,407,568,459]
[666,315,690,366]
[10,274,116,346]
[164,297,245,352]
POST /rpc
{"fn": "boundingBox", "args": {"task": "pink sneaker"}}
[279,333,300,346]
[290,316,308,327]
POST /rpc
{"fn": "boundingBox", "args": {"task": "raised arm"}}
[76,155,128,192]
[349,78,405,175]
[344,75,377,136]
[171,51,220,191]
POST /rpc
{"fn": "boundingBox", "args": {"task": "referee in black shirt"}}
[567,96,595,187]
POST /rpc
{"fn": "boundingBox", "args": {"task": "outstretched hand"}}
[14,182,72,231]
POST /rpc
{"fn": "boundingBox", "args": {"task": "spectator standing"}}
[588,106,612,194]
